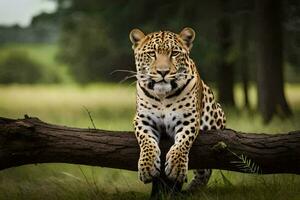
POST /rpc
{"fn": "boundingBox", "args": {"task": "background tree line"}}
[55,0,299,122]
[1,0,300,122]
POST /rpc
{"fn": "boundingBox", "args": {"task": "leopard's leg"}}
[165,121,198,183]
[186,102,226,191]
[134,116,161,184]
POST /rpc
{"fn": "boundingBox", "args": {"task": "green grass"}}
[0,83,135,130]
[0,83,300,200]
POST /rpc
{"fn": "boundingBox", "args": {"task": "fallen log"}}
[0,116,300,174]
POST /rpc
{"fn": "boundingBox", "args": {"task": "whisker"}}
[111,69,137,75]
[119,74,138,83]
[130,80,137,86]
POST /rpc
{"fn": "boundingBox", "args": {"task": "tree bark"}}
[0,116,300,174]
[255,0,292,123]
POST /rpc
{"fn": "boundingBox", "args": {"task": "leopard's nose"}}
[157,69,170,78]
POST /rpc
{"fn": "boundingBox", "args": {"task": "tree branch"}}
[0,116,300,174]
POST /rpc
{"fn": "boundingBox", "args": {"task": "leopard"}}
[129,27,226,190]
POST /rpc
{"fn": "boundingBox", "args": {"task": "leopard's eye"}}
[147,51,156,58]
[171,50,180,57]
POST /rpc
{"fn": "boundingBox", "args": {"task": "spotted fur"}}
[129,28,226,187]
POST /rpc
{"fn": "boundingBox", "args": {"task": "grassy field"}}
[0,84,300,200]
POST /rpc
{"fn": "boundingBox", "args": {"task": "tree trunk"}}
[255,0,292,123]
[1,116,300,174]
[217,0,235,106]
[240,12,250,109]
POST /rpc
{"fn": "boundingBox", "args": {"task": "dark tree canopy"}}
[44,0,300,122]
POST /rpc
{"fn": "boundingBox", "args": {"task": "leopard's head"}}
[129,28,197,97]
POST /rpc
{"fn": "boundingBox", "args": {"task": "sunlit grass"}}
[0,83,135,130]
[0,83,300,199]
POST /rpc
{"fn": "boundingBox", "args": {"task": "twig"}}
[83,106,97,129]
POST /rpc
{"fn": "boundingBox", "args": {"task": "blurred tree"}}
[0,51,44,84]
[49,0,298,120]
[216,0,235,106]
[238,10,252,109]
[52,0,223,83]
[284,0,300,80]
[255,0,292,123]
[57,15,115,82]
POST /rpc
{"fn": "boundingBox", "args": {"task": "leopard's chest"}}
[137,99,198,139]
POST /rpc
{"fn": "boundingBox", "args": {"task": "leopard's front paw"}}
[165,147,188,183]
[138,150,161,183]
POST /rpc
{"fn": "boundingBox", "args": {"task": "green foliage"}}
[58,15,118,82]
[0,51,45,84]
[56,0,223,83]
[0,44,74,84]
[231,154,261,174]
[213,141,261,174]
[52,0,300,84]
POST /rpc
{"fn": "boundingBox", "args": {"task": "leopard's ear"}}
[129,29,145,48]
[179,27,195,50]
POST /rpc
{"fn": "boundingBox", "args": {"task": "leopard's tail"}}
[186,169,212,192]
